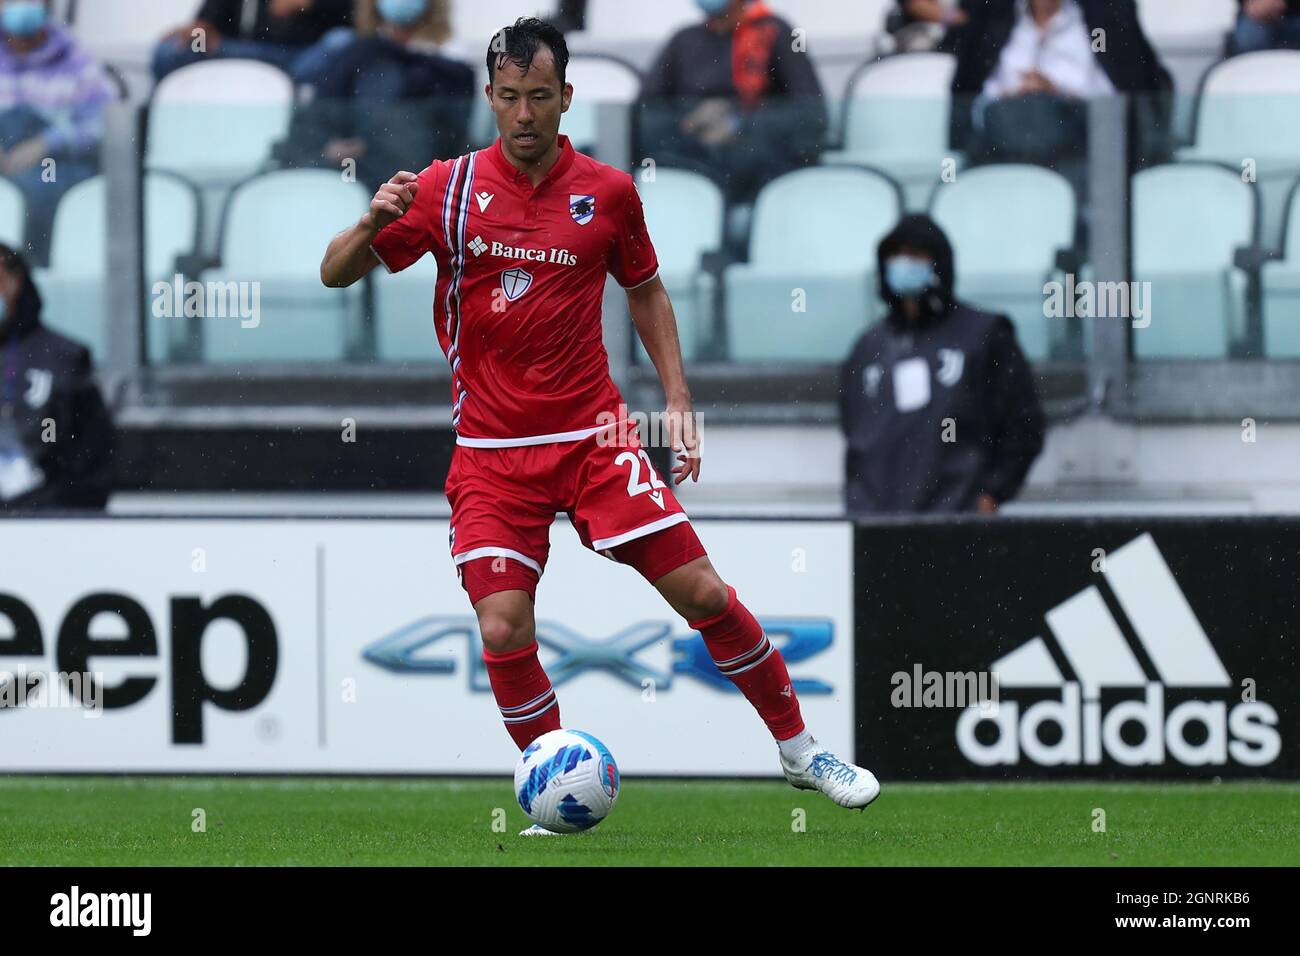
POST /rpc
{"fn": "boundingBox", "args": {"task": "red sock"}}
[689,585,805,740]
[483,642,561,751]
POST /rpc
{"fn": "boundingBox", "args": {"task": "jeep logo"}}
[0,592,278,744]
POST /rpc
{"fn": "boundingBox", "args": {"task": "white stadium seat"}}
[1262,178,1300,357]
[637,168,726,362]
[202,171,371,363]
[1180,51,1300,246]
[561,54,641,159]
[147,59,294,185]
[1136,0,1237,41]
[581,0,701,41]
[724,166,901,362]
[453,0,558,50]
[1132,163,1255,359]
[0,178,23,247]
[824,53,959,210]
[35,173,199,363]
[68,0,181,67]
[930,165,1077,362]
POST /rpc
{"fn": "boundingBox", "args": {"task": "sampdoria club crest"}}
[570,194,595,225]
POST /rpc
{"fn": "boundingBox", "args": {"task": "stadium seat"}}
[146,60,294,186]
[1262,178,1300,357]
[1136,0,1236,42]
[34,172,200,363]
[929,165,1077,362]
[579,0,702,42]
[68,0,180,68]
[1131,163,1255,359]
[1179,51,1300,246]
[561,55,642,159]
[453,1,559,48]
[0,178,24,247]
[824,53,959,210]
[636,168,726,362]
[374,254,441,362]
[202,170,370,363]
[724,166,900,362]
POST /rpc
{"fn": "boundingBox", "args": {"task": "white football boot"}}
[780,742,881,810]
[518,824,565,836]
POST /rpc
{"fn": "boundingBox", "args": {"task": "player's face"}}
[487,48,572,164]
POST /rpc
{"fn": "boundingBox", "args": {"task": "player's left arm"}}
[626,276,700,484]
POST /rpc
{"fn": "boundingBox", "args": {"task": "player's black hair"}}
[486,16,569,88]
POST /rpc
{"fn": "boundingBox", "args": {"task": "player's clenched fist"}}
[367,171,419,232]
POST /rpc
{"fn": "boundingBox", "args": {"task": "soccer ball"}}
[514,729,620,833]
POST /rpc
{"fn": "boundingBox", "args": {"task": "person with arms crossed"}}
[321,17,878,831]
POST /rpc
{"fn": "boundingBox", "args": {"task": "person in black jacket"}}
[948,0,1171,170]
[638,0,826,205]
[152,0,353,81]
[839,215,1044,515]
[1232,0,1300,53]
[0,244,113,512]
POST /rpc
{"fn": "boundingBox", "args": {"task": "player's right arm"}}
[319,171,420,288]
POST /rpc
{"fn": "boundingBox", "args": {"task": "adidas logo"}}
[956,533,1281,768]
[468,235,487,257]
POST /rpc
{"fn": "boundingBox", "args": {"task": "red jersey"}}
[371,134,660,446]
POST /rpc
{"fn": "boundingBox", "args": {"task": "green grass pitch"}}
[2,777,1297,866]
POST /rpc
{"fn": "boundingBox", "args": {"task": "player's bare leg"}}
[652,555,880,810]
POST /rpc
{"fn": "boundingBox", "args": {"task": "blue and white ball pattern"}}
[514,729,620,833]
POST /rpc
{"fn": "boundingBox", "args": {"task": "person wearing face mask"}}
[0,244,113,513]
[839,214,1044,515]
[0,0,115,265]
[152,0,354,81]
[279,0,473,191]
[638,0,826,209]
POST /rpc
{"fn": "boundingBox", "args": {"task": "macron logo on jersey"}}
[955,533,1281,768]
[475,191,494,212]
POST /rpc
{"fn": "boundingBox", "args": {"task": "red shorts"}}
[445,425,706,604]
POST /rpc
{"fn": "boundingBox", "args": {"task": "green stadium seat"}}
[930,164,1077,362]
[1132,163,1254,359]
[724,165,900,362]
[201,170,370,363]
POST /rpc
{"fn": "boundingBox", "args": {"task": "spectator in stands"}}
[281,0,473,190]
[839,215,1044,514]
[1232,0,1300,54]
[0,1,115,264]
[949,0,1170,170]
[638,0,826,207]
[886,0,968,54]
[152,0,353,81]
[293,0,473,82]
[0,244,113,512]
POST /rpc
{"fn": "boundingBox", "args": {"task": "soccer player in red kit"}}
[322,16,878,828]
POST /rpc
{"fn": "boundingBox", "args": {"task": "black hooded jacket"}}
[0,281,113,511]
[839,215,1045,514]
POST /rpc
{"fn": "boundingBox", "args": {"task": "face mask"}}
[696,0,732,16]
[885,256,935,298]
[2,1,47,37]
[376,0,426,26]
